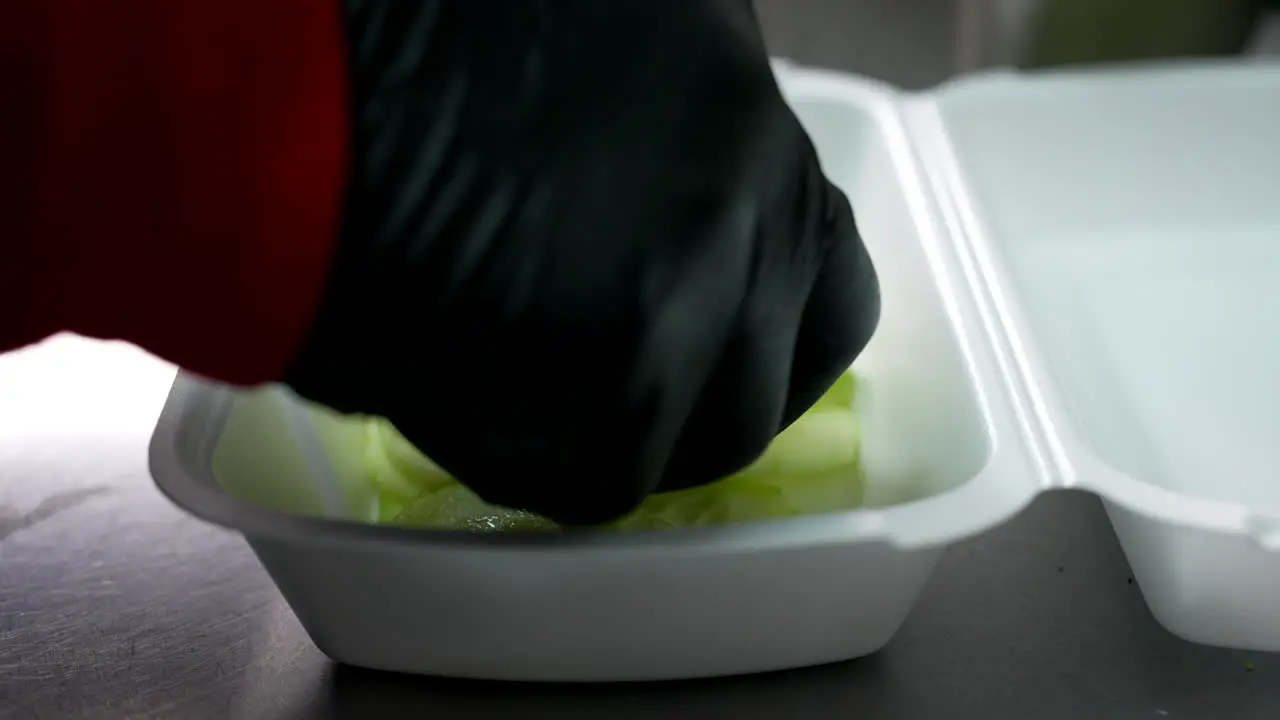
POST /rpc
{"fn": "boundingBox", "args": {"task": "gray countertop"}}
[4,5,1280,717]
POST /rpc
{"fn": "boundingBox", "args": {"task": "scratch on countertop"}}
[0,486,112,542]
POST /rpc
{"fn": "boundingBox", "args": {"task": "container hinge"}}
[889,97,1071,491]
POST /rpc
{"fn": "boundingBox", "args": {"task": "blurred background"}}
[754,0,1280,88]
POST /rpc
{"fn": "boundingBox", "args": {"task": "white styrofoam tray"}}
[149,58,1280,681]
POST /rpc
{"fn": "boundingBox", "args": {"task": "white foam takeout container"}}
[149,59,1280,681]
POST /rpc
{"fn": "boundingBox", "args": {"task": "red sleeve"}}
[0,1,349,387]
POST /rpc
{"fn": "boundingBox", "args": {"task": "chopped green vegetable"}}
[354,370,864,532]
[394,484,560,532]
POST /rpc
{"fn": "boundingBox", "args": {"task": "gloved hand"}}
[285,0,881,526]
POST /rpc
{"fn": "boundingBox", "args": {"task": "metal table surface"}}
[4,4,1280,716]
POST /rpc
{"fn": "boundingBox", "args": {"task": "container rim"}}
[149,367,1038,554]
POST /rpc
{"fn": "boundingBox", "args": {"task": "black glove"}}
[285,0,881,526]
